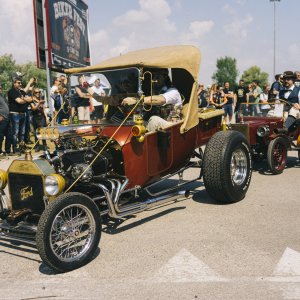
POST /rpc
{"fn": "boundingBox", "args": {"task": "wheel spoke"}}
[49,204,96,262]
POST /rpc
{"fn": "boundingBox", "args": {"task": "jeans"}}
[0,118,9,153]
[10,113,26,152]
[24,110,33,143]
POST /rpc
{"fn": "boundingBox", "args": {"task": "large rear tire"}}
[267,137,288,175]
[36,192,101,273]
[203,131,252,203]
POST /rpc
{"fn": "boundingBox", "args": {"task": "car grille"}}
[8,173,45,215]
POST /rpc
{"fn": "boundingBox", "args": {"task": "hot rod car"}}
[0,46,252,272]
[232,101,300,174]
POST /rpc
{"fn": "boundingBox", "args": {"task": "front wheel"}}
[36,192,101,273]
[267,137,288,174]
[203,131,252,203]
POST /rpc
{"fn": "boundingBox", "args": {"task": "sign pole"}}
[42,0,53,123]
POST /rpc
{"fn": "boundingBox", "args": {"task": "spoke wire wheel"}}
[36,192,101,273]
[230,149,247,186]
[50,204,96,262]
[267,137,288,174]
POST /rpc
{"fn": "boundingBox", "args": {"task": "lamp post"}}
[270,0,280,78]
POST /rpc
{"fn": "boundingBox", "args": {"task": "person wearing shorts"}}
[75,75,92,124]
[90,78,105,123]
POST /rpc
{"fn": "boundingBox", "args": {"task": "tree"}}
[18,61,47,90]
[0,54,17,92]
[212,56,239,88]
[0,54,47,93]
[241,66,269,87]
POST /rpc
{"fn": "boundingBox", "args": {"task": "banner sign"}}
[45,0,91,70]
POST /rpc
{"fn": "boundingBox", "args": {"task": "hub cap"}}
[230,149,247,185]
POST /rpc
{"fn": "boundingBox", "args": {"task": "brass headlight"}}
[44,174,65,196]
[0,169,8,189]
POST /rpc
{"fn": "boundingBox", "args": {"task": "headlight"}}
[0,169,8,189]
[257,125,270,137]
[44,174,65,196]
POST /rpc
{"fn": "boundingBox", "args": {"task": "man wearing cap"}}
[279,71,300,130]
[0,84,9,157]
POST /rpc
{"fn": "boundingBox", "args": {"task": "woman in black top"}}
[75,75,92,124]
[31,88,48,151]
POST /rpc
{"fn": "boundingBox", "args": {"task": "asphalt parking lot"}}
[0,152,299,300]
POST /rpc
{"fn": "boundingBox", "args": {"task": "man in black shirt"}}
[234,79,249,120]
[7,77,33,154]
[223,81,234,124]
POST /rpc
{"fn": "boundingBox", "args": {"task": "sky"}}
[0,0,299,85]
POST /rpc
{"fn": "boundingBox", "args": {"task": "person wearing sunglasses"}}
[7,77,33,155]
[31,89,48,151]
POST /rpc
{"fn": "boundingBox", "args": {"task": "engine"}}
[43,135,124,184]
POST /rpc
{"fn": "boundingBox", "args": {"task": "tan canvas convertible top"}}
[65,45,201,133]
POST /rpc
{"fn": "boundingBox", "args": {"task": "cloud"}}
[0,0,35,63]
[180,20,214,44]
[223,14,253,39]
[223,4,236,15]
[113,0,175,32]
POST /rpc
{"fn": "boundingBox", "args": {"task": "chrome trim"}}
[230,149,248,185]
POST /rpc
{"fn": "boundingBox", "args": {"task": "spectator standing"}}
[59,74,68,88]
[234,79,248,119]
[259,84,271,116]
[246,83,254,115]
[31,88,48,151]
[0,84,9,157]
[249,80,262,115]
[223,81,234,124]
[75,75,92,124]
[7,77,33,155]
[50,77,64,124]
[269,74,283,100]
[209,84,226,109]
[90,78,105,124]
[197,83,207,108]
[23,77,36,144]
[294,71,300,88]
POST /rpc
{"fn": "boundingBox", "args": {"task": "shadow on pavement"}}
[39,247,101,275]
[102,206,186,235]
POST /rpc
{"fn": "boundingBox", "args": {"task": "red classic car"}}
[0,46,252,272]
[232,101,300,174]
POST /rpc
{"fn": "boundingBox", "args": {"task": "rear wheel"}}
[36,192,101,273]
[267,137,288,174]
[203,131,252,203]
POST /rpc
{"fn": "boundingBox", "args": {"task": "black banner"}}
[46,0,91,70]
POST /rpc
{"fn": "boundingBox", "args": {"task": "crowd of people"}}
[197,70,300,127]
[0,72,107,158]
[1,69,300,159]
